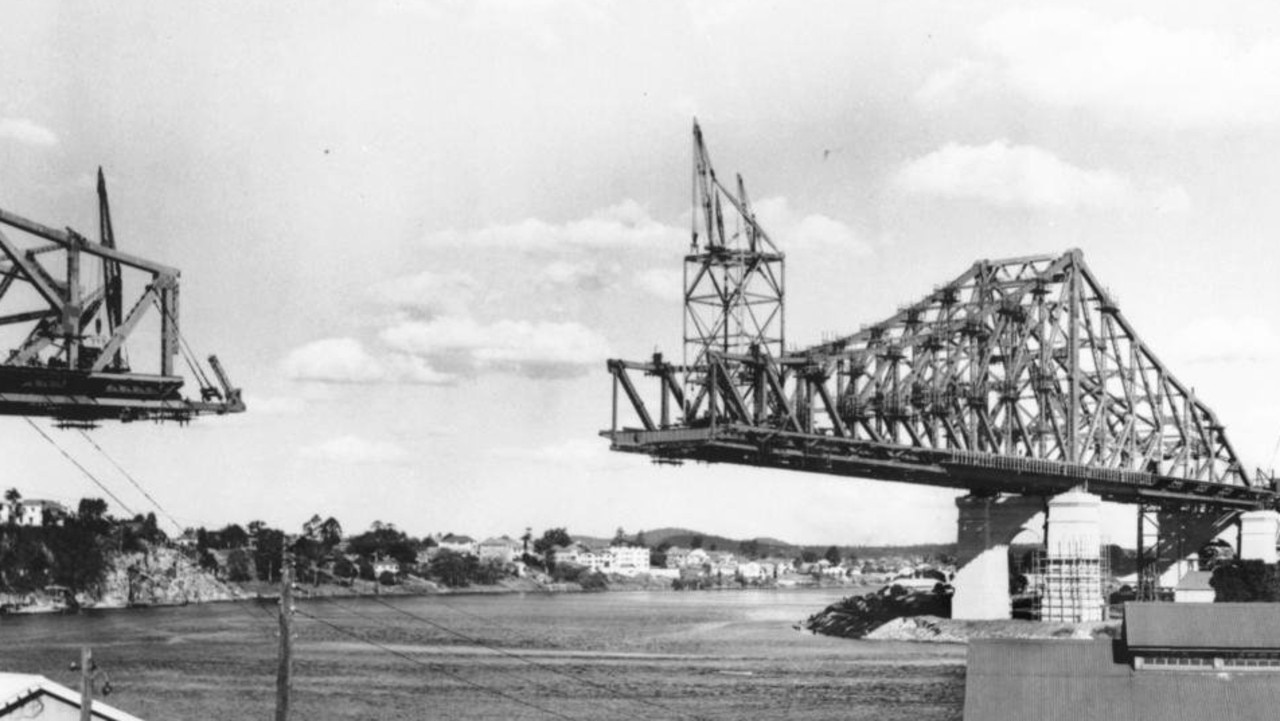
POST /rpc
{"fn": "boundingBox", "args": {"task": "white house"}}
[1173,570,1216,603]
[372,559,401,577]
[437,534,478,556]
[478,536,522,564]
[607,545,650,574]
[7,499,69,527]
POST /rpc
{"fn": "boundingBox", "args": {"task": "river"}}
[0,589,965,719]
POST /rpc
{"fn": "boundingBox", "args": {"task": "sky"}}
[3,1,1280,546]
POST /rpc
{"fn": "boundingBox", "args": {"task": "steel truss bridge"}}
[603,124,1279,516]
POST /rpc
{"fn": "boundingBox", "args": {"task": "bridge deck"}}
[605,426,1278,511]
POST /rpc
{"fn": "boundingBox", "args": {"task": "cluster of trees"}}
[1211,560,1280,602]
[0,492,167,598]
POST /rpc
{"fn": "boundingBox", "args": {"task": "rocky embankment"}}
[94,546,246,608]
[804,590,1121,642]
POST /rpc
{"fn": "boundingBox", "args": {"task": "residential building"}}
[478,536,522,564]
[11,500,69,527]
[437,533,477,556]
[608,545,650,573]
[1173,570,1215,603]
[372,559,400,577]
[664,546,690,569]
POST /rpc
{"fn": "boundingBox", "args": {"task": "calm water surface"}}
[0,589,965,719]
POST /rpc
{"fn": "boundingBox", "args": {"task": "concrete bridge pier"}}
[1239,510,1280,563]
[1041,489,1105,622]
[952,494,1042,620]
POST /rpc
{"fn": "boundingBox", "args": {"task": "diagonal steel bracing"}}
[603,125,1276,512]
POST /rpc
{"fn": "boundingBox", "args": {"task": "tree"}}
[77,498,110,534]
[226,549,253,582]
[613,527,627,545]
[823,546,842,566]
[219,524,249,549]
[635,531,647,548]
[533,527,572,556]
[1211,561,1280,602]
[738,539,760,558]
[690,535,703,550]
[319,517,343,550]
[521,527,532,554]
[800,549,819,564]
[252,527,287,582]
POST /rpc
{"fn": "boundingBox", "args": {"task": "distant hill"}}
[567,527,955,562]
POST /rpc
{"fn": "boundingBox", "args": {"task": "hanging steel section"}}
[0,170,244,424]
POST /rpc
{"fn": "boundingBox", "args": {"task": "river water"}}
[0,589,965,719]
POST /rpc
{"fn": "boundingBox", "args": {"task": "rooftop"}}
[965,638,1280,721]
[1124,602,1280,651]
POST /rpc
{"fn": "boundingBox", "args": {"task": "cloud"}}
[0,118,58,147]
[632,267,683,302]
[380,316,611,379]
[240,395,304,415]
[892,140,1168,210]
[300,435,410,465]
[752,197,871,255]
[1169,317,1280,364]
[425,199,683,253]
[497,438,632,469]
[922,8,1280,128]
[281,337,455,385]
[368,271,479,317]
[538,259,620,291]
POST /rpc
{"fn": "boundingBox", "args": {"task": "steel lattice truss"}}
[605,129,1275,510]
[0,170,244,425]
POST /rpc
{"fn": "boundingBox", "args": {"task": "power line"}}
[360,594,712,721]
[293,607,580,721]
[76,430,184,534]
[24,417,135,517]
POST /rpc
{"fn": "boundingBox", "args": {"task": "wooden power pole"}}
[275,548,294,721]
[78,646,93,721]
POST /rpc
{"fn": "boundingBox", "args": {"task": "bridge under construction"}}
[603,123,1280,621]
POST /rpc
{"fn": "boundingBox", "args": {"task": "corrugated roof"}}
[964,639,1280,721]
[0,672,146,720]
[1124,602,1280,650]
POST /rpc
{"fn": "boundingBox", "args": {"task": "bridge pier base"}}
[1239,510,1280,563]
[1040,489,1104,622]
[952,494,1042,620]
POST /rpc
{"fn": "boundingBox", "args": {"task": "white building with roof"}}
[0,672,146,720]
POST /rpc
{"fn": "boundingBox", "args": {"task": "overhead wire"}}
[357,593,712,721]
[293,606,580,721]
[24,417,135,517]
[74,430,184,534]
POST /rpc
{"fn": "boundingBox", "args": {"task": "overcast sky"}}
[3,1,1280,546]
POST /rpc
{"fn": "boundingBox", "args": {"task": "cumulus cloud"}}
[538,259,619,291]
[921,8,1280,128]
[0,118,58,147]
[893,141,1132,209]
[300,435,411,465]
[752,197,871,255]
[368,271,479,317]
[380,316,610,379]
[1169,317,1280,364]
[632,267,683,302]
[281,337,455,385]
[425,199,683,253]
[893,140,1189,214]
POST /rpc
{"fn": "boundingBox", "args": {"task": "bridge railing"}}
[946,449,1157,488]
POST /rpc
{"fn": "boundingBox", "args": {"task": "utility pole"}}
[275,546,294,721]
[78,646,93,721]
